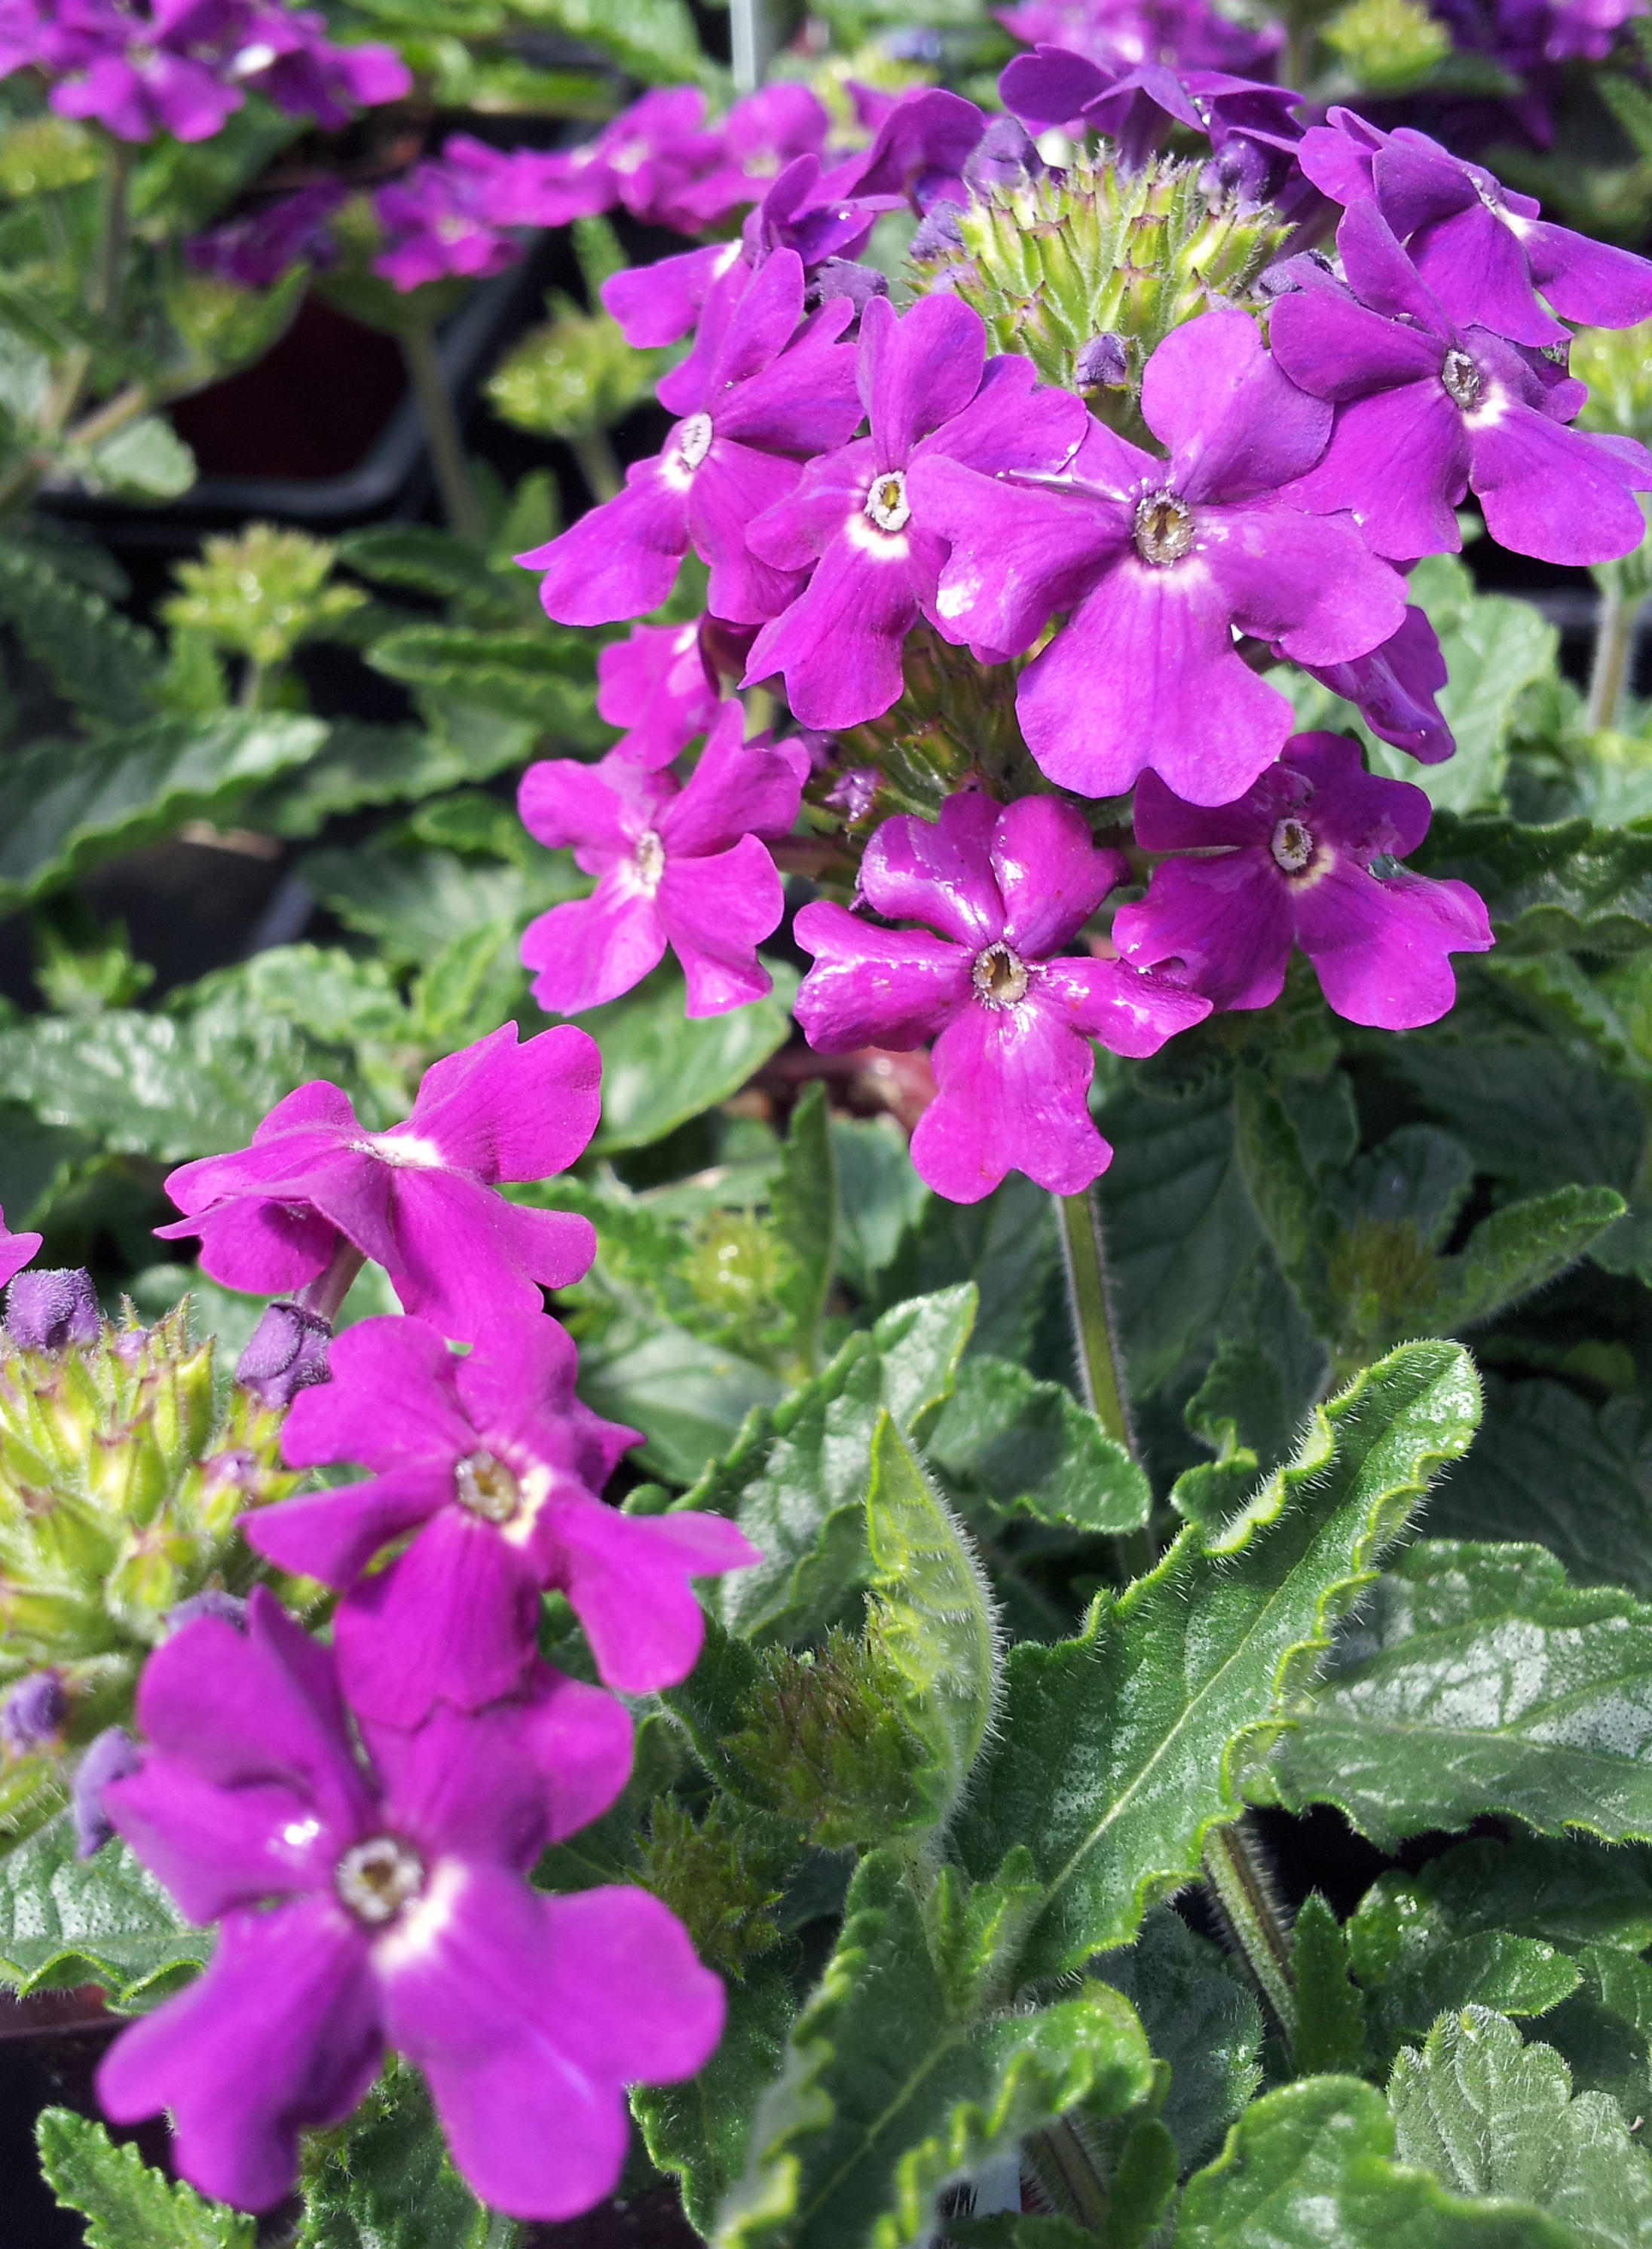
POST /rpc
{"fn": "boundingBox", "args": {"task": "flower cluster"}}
[0,0,408,142]
[0,1024,760,2220]
[515,60,1652,1205]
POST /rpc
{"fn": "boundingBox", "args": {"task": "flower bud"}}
[1075,331,1130,390]
[1,1669,69,1757]
[235,1301,332,1409]
[72,1726,140,1858]
[6,1268,99,1352]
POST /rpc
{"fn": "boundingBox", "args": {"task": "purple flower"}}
[1294,604,1455,765]
[156,1024,600,1343]
[1,1669,69,1758]
[188,182,345,289]
[1000,46,1303,189]
[249,1315,756,1717]
[374,137,529,292]
[519,701,806,1017]
[996,0,1280,78]
[794,793,1210,1204]
[604,239,748,350]
[235,1301,332,1409]
[96,1590,720,2218]
[822,87,987,216]
[740,294,1087,730]
[509,87,723,233]
[5,1267,99,1352]
[914,305,1406,806]
[1299,108,1652,344]
[1112,732,1493,1027]
[596,619,721,769]
[519,250,862,629]
[1270,201,1652,567]
[671,83,834,227]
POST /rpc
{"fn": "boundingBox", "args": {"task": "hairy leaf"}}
[1093,1906,1263,2170]
[1412,813,1652,957]
[589,965,800,1154]
[35,2110,252,2249]
[772,1082,837,1375]
[0,540,158,723]
[296,2061,488,2249]
[928,1354,1151,1535]
[634,1965,796,2235]
[0,1815,210,2005]
[1292,1894,1368,2077]
[366,622,601,740]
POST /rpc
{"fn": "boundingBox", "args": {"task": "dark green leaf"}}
[296,2061,488,2249]
[35,2110,252,2249]
[831,1115,930,1303]
[577,1316,785,1488]
[589,965,800,1153]
[0,541,158,723]
[1381,1042,1644,1196]
[1092,1907,1262,2171]
[243,718,528,840]
[367,623,601,741]
[301,842,574,961]
[1292,1894,1367,2078]
[1349,1877,1579,2067]
[0,1816,210,2006]
[1414,1834,1652,1957]
[928,1354,1150,1535]
[632,1965,795,2235]
[772,1082,836,1374]
[1412,812,1652,957]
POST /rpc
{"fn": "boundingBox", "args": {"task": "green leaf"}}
[589,965,801,1153]
[1389,2006,1652,2247]
[301,841,574,962]
[714,1851,1154,2249]
[831,1115,930,1302]
[1293,1893,1368,2077]
[336,525,519,622]
[0,712,325,909]
[1349,1877,1580,2068]
[296,2061,489,2249]
[577,1316,785,1488]
[78,414,196,500]
[950,1342,1482,1982]
[1415,1834,1652,1957]
[634,1965,797,2235]
[366,623,601,740]
[1382,1041,1644,1197]
[514,0,718,85]
[772,1082,837,1374]
[0,540,158,723]
[1426,1183,1627,1330]
[1257,1539,1652,1851]
[1412,813,1652,957]
[903,1172,1060,1363]
[928,1354,1150,1535]
[247,713,536,840]
[865,1412,1000,1828]
[0,1100,93,1228]
[0,1815,210,2006]
[35,2110,253,2249]
[1175,2075,1573,2247]
[1092,1906,1262,2171]
[690,1285,977,1645]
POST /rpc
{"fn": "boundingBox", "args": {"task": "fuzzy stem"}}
[1056,1188,1155,1580]
[571,427,623,503]
[1024,2116,1112,2232]
[89,137,133,322]
[1587,589,1641,732]
[237,659,267,711]
[401,321,485,544]
[1202,1816,1296,2039]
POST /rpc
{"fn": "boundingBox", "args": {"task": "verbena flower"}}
[821,87,987,216]
[1270,201,1652,566]
[595,620,722,769]
[246,1314,756,1716]
[374,137,531,291]
[1001,47,1302,188]
[740,292,1086,730]
[507,87,724,233]
[915,305,1406,805]
[519,701,806,1017]
[0,1208,41,1293]
[1293,604,1455,765]
[520,249,862,627]
[188,181,345,288]
[157,1024,600,1342]
[996,0,1280,79]
[1112,731,1493,1027]
[669,83,834,227]
[794,792,1210,1203]
[97,1590,721,2219]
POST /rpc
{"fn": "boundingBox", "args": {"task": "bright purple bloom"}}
[1298,108,1652,344]
[1001,46,1302,190]
[1293,604,1455,764]
[596,620,721,768]
[373,137,528,291]
[604,239,748,350]
[1271,202,1652,567]
[1113,733,1493,1027]
[0,1208,43,1296]
[742,295,1086,730]
[6,1268,99,1352]
[822,87,987,214]
[794,793,1210,1204]
[671,82,834,226]
[915,306,1405,806]
[156,1024,600,1343]
[519,701,806,1017]
[230,6,408,127]
[509,87,722,233]
[188,182,345,289]
[96,1590,720,2219]
[249,1314,756,1717]
[996,0,1280,78]
[521,250,861,628]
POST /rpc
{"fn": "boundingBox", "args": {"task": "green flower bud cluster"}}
[488,295,665,446]
[823,624,1043,828]
[727,1625,932,1851]
[161,524,367,672]
[635,1799,789,1981]
[908,149,1290,430]
[1321,0,1452,92]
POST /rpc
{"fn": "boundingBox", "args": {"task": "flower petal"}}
[522,883,668,1017]
[546,1497,758,1694]
[794,903,974,1051]
[993,796,1124,959]
[1143,307,1332,503]
[335,1508,543,1724]
[911,997,1109,1203]
[244,1468,450,1587]
[860,791,1005,947]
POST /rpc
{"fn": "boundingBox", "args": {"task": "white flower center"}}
[635,830,666,892]
[1270,816,1316,874]
[359,1132,447,1170]
[1441,347,1482,410]
[675,414,714,473]
[454,1449,521,1525]
[336,1835,424,1926]
[1133,491,1195,566]
[971,941,1030,1008]
[864,469,911,534]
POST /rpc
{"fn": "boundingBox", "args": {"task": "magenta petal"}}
[1286,730,1433,856]
[745,441,871,570]
[1039,957,1213,1054]
[1131,765,1277,851]
[451,1314,638,1491]
[860,290,986,464]
[1469,403,1652,567]
[243,1469,448,1588]
[915,455,1126,657]
[913,999,1109,1204]
[388,1173,593,1337]
[169,1199,337,1295]
[532,1884,724,2082]
[1296,862,1492,1028]
[522,883,668,1016]
[547,1496,757,1693]
[1143,307,1332,502]
[98,1900,381,2213]
[993,797,1124,958]
[518,759,641,857]
[102,1761,338,1923]
[281,1318,469,1470]
[602,242,742,347]
[1279,384,1467,560]
[0,1222,40,1290]
[1204,505,1405,666]
[742,528,919,728]
[1112,852,1294,1011]
[917,352,1086,479]
[406,1023,604,1186]
[657,840,785,1017]
[1410,203,1563,348]
[1268,287,1444,401]
[335,1509,542,1723]
[1524,219,1652,329]
[687,442,809,624]
[526,462,689,627]
[859,792,1004,947]
[659,701,805,854]
[794,903,974,1050]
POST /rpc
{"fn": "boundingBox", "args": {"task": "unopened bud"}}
[964,115,1048,197]
[910,203,965,262]
[235,1301,331,1408]
[1075,332,1129,390]
[1,1669,69,1756]
[809,259,890,314]
[72,1726,140,1858]
[6,1268,99,1352]
[164,1589,249,1634]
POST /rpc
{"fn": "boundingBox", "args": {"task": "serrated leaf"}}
[247,711,537,840]
[1093,1906,1262,2171]
[950,1342,1481,1983]
[689,1286,977,1645]
[1350,1878,1580,2067]
[1427,1183,1627,1330]
[80,413,196,499]
[0,712,325,908]
[515,0,717,84]
[589,964,801,1153]
[1413,814,1652,957]
[772,1082,836,1374]
[714,1850,1154,2249]
[634,1964,796,2235]
[367,623,601,739]
[1416,1834,1652,1957]
[301,841,574,961]
[1257,1539,1652,1851]
[0,1815,210,2006]
[1390,2006,1652,2247]
[865,1412,999,1828]
[337,525,519,621]
[1293,1894,1368,2077]
[0,540,158,722]
[35,2110,253,2248]
[928,1354,1150,1535]
[295,2061,488,2249]
[1175,2074,1573,2247]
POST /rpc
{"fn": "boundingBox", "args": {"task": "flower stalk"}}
[401,318,486,545]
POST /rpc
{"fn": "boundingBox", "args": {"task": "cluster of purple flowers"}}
[509,60,1652,1204]
[0,0,407,142]
[0,1025,758,2221]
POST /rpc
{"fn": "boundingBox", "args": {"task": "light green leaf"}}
[246,712,537,840]
[772,1082,837,1374]
[1427,1183,1627,1330]
[336,525,519,621]
[0,1815,210,2006]
[950,1342,1482,1982]
[1382,552,1559,812]
[367,622,601,739]
[866,1412,1000,1828]
[577,1315,785,1487]
[928,1354,1150,1535]
[831,1115,929,1302]
[714,1851,1154,2249]
[1349,1877,1580,2068]
[1093,1906,1263,2171]
[1293,1893,1368,2077]
[36,2110,253,2249]
[1415,1834,1652,1957]
[590,965,800,1153]
[634,1965,797,2235]
[0,712,325,909]
[301,842,574,962]
[1257,1539,1652,1851]
[690,1286,977,1645]
[513,0,718,84]
[0,1100,93,1229]
[295,2061,488,2249]
[1390,2006,1652,2247]
[80,414,197,500]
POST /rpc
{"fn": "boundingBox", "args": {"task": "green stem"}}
[1202,1816,1296,2042]
[237,659,267,711]
[571,427,624,503]
[1025,2116,1112,2233]
[1056,1187,1154,1579]
[401,321,485,544]
[481,2213,521,2249]
[1283,3,1313,95]
[1587,589,1641,732]
[90,137,133,321]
